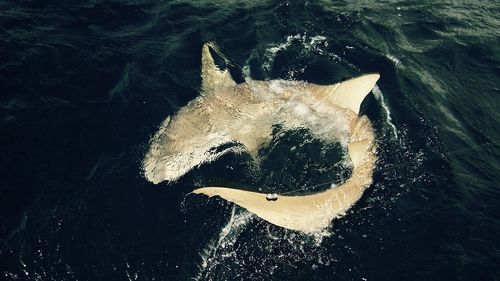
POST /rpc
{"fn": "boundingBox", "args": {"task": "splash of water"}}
[372,84,398,139]
[192,206,254,281]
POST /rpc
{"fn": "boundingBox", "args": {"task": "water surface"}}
[0,1,499,280]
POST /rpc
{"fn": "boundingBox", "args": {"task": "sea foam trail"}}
[372,85,398,139]
[192,206,253,281]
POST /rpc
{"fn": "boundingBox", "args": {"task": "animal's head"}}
[143,43,379,186]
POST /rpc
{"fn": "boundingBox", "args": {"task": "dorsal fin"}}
[307,74,380,115]
[201,43,236,92]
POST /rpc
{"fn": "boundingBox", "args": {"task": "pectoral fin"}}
[307,74,380,115]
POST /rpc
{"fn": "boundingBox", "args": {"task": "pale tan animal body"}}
[144,43,379,233]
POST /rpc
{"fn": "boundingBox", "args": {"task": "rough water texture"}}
[0,1,499,281]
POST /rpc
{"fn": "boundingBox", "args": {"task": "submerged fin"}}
[307,74,380,115]
[201,43,236,92]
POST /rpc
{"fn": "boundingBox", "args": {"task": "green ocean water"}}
[0,1,499,280]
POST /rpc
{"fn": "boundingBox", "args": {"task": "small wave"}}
[385,54,402,67]
[256,34,339,77]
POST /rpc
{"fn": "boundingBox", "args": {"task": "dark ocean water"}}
[1,1,499,280]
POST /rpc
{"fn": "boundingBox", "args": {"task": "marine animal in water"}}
[143,43,379,233]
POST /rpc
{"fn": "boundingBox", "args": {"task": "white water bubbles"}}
[372,84,398,140]
[192,206,254,281]
[242,33,340,80]
[192,207,336,281]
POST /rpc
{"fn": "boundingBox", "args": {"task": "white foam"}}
[386,54,402,67]
[193,206,254,281]
[372,85,398,139]
[259,34,339,76]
